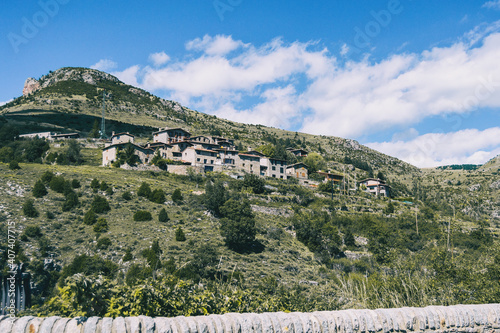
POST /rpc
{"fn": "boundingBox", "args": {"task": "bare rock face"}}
[23,77,41,96]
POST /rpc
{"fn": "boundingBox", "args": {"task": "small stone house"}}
[110,132,134,145]
[102,143,154,166]
[286,163,308,179]
[235,153,261,174]
[153,127,191,144]
[261,158,287,179]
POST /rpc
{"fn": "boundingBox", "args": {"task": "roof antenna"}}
[100,90,107,139]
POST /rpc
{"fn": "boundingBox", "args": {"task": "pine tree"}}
[158,208,169,222]
[32,179,48,198]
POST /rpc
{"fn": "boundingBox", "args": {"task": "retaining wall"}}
[0,303,499,333]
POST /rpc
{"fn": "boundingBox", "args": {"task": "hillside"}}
[0,67,420,188]
[0,67,499,317]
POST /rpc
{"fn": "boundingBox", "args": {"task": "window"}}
[211,160,214,164]
[272,175,276,178]
[204,159,207,164]
[197,158,200,162]
[272,166,276,171]
[280,167,284,173]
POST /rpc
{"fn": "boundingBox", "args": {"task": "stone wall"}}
[0,304,499,333]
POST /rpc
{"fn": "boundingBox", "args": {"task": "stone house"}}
[235,153,261,174]
[261,158,287,179]
[110,132,134,145]
[182,147,218,171]
[286,148,308,157]
[286,163,308,179]
[102,143,154,166]
[153,127,191,144]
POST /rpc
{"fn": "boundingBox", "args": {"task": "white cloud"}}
[483,0,500,10]
[367,128,500,167]
[340,43,349,56]
[90,59,118,72]
[185,35,247,56]
[0,99,13,106]
[149,51,170,67]
[111,65,141,87]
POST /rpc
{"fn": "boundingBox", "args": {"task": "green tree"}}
[133,210,152,221]
[32,179,48,198]
[150,189,166,204]
[9,160,20,170]
[219,198,256,252]
[175,227,186,241]
[158,208,169,222]
[122,191,132,201]
[91,195,110,213]
[90,178,100,191]
[62,191,79,211]
[89,120,100,138]
[303,152,326,174]
[243,174,265,194]
[137,182,151,198]
[97,237,112,250]
[83,210,97,225]
[93,217,109,233]
[23,199,39,217]
[49,176,67,193]
[41,171,54,183]
[204,181,227,216]
[171,188,183,203]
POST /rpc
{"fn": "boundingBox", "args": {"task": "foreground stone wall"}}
[0,303,499,333]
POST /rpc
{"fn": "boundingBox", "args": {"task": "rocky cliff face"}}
[22,78,41,96]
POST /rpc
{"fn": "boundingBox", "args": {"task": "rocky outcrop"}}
[1,303,499,333]
[22,77,41,96]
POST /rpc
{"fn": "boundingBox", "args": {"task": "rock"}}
[23,77,41,96]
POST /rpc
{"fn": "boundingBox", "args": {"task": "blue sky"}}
[1,0,500,167]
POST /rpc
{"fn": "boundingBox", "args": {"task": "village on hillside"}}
[100,127,391,197]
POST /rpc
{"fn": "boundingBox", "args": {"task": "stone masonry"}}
[0,303,499,333]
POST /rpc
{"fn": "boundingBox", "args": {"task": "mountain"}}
[0,67,420,193]
[0,67,499,316]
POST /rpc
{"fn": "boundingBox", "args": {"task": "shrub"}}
[175,227,186,241]
[83,210,97,225]
[91,195,110,213]
[105,187,113,196]
[122,191,132,200]
[59,254,118,282]
[93,217,109,233]
[100,181,109,191]
[133,210,152,221]
[219,198,256,251]
[137,182,151,198]
[243,174,265,194]
[49,176,66,193]
[62,191,79,211]
[24,225,42,238]
[150,189,165,204]
[32,179,48,198]
[90,178,100,192]
[71,179,81,188]
[172,189,183,203]
[158,208,169,222]
[41,171,54,183]
[9,160,20,170]
[97,237,112,250]
[23,199,39,218]
[123,248,133,262]
[45,211,55,220]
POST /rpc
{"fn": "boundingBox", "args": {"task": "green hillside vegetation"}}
[0,67,499,317]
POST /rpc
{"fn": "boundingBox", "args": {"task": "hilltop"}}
[0,67,499,317]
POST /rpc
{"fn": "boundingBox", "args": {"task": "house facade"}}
[153,128,191,144]
[102,143,154,166]
[182,147,218,171]
[286,163,308,179]
[235,154,261,174]
[261,158,287,179]
[359,178,390,197]
[110,132,134,145]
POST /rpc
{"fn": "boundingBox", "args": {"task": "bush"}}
[172,189,183,203]
[71,179,81,188]
[220,199,256,252]
[90,178,100,192]
[93,217,109,233]
[41,171,54,183]
[83,210,97,225]
[23,199,39,218]
[32,179,48,198]
[123,248,133,262]
[158,208,169,222]
[91,195,110,213]
[62,191,79,212]
[97,237,112,250]
[46,211,55,220]
[49,176,66,193]
[150,189,165,204]
[133,210,152,221]
[9,160,20,170]
[24,225,42,238]
[243,174,265,194]
[122,191,132,201]
[175,227,186,241]
[100,181,108,191]
[105,187,113,196]
[137,182,151,198]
